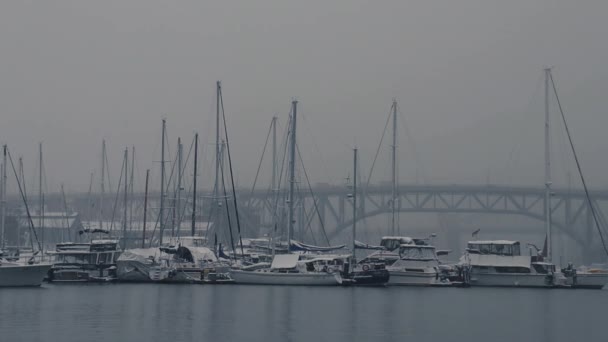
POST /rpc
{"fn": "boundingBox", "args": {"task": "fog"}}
[1,0,608,194]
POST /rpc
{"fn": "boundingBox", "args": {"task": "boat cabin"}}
[398,245,437,261]
[50,240,120,266]
[466,240,521,256]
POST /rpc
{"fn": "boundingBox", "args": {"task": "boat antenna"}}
[549,70,608,256]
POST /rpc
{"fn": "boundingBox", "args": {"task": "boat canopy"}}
[289,240,346,252]
[354,240,385,250]
[468,240,519,245]
[271,254,300,269]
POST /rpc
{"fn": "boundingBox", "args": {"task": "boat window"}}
[479,244,491,254]
[468,243,519,256]
[381,239,401,251]
[532,264,554,274]
[495,266,531,273]
[399,247,435,260]
[60,254,94,264]
[512,245,520,256]
[97,253,112,264]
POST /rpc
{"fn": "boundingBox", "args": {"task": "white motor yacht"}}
[358,236,452,286]
[460,240,566,287]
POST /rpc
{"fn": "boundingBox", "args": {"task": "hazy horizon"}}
[2,0,608,195]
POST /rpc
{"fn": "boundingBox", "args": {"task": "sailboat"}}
[340,148,389,286]
[542,69,608,289]
[229,100,343,286]
[354,100,450,286]
[459,69,569,288]
[0,145,51,287]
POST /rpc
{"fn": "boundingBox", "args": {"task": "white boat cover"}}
[354,240,385,250]
[466,254,531,269]
[467,240,518,245]
[117,246,217,281]
[271,254,300,269]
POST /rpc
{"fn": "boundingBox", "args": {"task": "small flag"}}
[472,228,481,238]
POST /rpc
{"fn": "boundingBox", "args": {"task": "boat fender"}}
[362,264,370,272]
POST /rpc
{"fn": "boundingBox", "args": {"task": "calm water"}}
[0,284,606,342]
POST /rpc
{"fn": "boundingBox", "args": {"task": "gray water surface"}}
[0,284,606,342]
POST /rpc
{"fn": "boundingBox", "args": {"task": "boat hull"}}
[230,270,341,286]
[469,272,555,287]
[0,263,52,287]
[387,270,449,286]
[344,269,390,286]
[567,272,608,289]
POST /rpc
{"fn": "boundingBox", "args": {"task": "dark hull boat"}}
[341,262,390,287]
[47,239,121,283]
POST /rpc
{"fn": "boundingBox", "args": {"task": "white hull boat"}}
[562,264,608,289]
[0,263,52,287]
[229,254,343,286]
[387,269,447,286]
[469,272,554,287]
[230,269,341,286]
[461,240,564,288]
[373,238,451,286]
[568,272,608,289]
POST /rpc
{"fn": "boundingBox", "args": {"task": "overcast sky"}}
[2,0,608,194]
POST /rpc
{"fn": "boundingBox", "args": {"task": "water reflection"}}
[0,285,606,342]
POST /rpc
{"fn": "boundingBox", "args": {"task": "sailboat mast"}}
[352,147,358,260]
[215,81,221,223]
[272,116,278,191]
[544,68,552,262]
[100,140,106,231]
[176,138,182,236]
[122,148,128,249]
[142,169,149,248]
[38,142,43,252]
[1,145,6,250]
[159,119,166,245]
[287,100,298,252]
[191,133,198,236]
[391,100,398,236]
[129,146,135,232]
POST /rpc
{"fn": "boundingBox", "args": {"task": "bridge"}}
[30,183,608,260]
[242,184,608,244]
